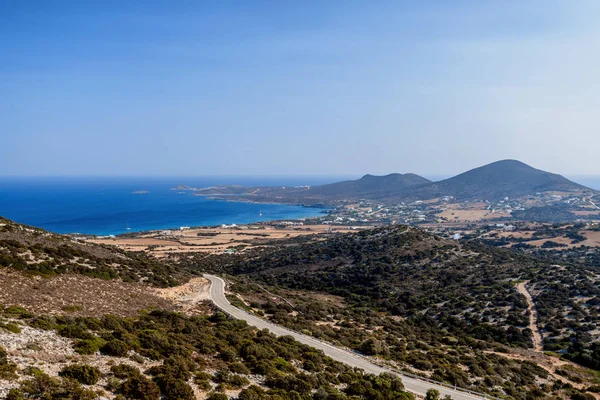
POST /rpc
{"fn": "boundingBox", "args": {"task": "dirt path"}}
[516,281,543,352]
[155,277,211,313]
[483,350,592,392]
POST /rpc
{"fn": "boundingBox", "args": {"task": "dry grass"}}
[89,224,359,257]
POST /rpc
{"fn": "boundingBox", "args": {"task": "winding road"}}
[204,274,493,400]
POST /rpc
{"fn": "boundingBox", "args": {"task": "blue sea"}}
[0,176,346,236]
[568,176,600,191]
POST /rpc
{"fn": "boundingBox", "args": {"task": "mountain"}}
[191,160,594,205]
[401,159,590,201]
[305,173,431,200]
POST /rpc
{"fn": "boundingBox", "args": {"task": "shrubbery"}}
[59,364,100,385]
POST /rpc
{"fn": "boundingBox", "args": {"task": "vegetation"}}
[1,307,415,400]
[187,226,600,398]
[58,364,100,385]
[0,217,182,287]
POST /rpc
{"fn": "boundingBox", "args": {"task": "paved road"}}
[204,274,491,400]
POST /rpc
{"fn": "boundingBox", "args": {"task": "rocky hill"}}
[0,217,181,287]
[198,225,600,398]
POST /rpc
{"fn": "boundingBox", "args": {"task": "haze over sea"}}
[0,177,344,236]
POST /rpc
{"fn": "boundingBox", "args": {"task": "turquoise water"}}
[0,177,333,236]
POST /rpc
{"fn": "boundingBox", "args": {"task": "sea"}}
[0,176,349,236]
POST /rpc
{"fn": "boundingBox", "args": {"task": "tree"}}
[358,337,388,355]
[426,388,440,400]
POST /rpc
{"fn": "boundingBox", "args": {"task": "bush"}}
[426,388,440,400]
[0,322,21,334]
[59,364,101,385]
[0,345,17,380]
[58,324,93,340]
[74,337,106,355]
[359,337,388,356]
[154,375,195,400]
[571,393,595,400]
[0,345,7,364]
[120,374,161,400]
[101,339,129,357]
[4,306,34,319]
[29,316,57,331]
[111,363,140,379]
[207,393,228,400]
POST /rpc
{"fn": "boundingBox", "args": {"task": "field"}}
[89,223,363,257]
[435,202,513,222]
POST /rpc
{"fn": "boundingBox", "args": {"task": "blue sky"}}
[1,1,599,176]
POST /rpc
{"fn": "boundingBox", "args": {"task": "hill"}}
[305,173,431,200]
[190,160,594,206]
[197,225,600,397]
[402,159,590,201]
[0,218,418,400]
[0,217,182,287]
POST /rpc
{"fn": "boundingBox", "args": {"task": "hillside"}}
[0,217,182,287]
[220,226,537,345]
[0,218,417,400]
[305,173,431,200]
[195,226,600,398]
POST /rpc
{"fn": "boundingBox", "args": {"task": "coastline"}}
[63,198,331,237]
[105,202,332,239]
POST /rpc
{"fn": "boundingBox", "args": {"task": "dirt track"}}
[516,281,544,352]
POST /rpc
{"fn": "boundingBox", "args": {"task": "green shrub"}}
[101,339,129,357]
[154,375,195,400]
[111,363,140,379]
[74,337,106,355]
[0,345,17,380]
[0,345,7,364]
[207,393,228,400]
[0,322,21,334]
[58,324,93,340]
[426,388,440,400]
[229,362,250,375]
[59,364,101,385]
[29,316,57,331]
[120,374,161,400]
[6,389,25,400]
[4,306,33,319]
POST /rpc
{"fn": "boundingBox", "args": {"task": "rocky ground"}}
[0,269,175,317]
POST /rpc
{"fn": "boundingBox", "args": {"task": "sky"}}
[1,1,600,177]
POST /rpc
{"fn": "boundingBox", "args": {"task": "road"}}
[204,274,492,400]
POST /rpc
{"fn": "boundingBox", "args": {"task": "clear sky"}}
[1,1,599,177]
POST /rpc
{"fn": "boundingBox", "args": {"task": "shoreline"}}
[69,200,333,238]
[192,192,332,209]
